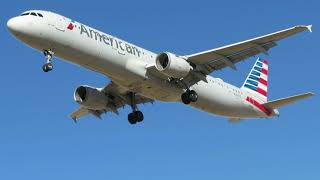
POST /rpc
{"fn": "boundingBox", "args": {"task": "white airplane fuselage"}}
[7,10,277,119]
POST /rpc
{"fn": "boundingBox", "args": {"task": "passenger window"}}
[30,12,37,16]
[37,13,43,17]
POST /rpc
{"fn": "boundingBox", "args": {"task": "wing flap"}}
[263,92,314,109]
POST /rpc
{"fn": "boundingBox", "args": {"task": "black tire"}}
[42,63,53,72]
[46,63,53,70]
[42,64,49,72]
[136,111,144,122]
[128,113,137,124]
[181,93,191,104]
[189,90,198,102]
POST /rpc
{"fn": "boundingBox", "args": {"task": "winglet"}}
[306,25,312,32]
[72,118,78,124]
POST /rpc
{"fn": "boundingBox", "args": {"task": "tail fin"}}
[241,58,269,103]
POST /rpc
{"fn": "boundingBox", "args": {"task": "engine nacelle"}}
[155,52,192,79]
[74,86,109,110]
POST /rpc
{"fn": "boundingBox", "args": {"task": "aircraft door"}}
[55,15,66,31]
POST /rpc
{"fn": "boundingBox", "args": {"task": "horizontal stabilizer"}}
[70,107,89,121]
[306,25,313,32]
[262,92,314,109]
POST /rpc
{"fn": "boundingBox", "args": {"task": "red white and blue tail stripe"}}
[241,58,268,103]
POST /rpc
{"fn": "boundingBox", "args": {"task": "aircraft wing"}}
[186,25,312,74]
[70,81,154,121]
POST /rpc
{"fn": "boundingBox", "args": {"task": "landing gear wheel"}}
[128,113,137,124]
[181,90,198,104]
[189,90,198,102]
[135,111,144,122]
[42,63,53,72]
[181,93,191,104]
[127,111,144,124]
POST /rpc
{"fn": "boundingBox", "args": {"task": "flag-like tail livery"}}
[242,58,269,103]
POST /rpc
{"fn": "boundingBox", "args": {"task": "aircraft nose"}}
[7,17,22,34]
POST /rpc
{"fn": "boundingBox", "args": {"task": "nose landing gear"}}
[42,63,53,72]
[42,50,54,72]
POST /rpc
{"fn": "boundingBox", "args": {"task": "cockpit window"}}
[20,12,44,18]
[21,12,30,16]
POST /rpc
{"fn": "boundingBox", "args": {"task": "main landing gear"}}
[127,92,144,125]
[168,78,198,105]
[181,90,198,104]
[128,111,144,125]
[42,50,54,72]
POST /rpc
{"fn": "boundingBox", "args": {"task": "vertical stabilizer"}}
[241,58,269,103]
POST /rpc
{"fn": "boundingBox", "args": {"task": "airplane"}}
[7,10,314,124]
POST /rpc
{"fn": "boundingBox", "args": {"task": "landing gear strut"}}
[127,92,144,124]
[42,50,54,72]
[181,90,198,104]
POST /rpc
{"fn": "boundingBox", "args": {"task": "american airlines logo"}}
[67,22,74,30]
[70,23,142,57]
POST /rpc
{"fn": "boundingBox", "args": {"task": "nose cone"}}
[7,17,34,41]
[7,17,20,34]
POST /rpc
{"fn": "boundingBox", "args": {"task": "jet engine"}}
[155,52,192,79]
[74,86,109,110]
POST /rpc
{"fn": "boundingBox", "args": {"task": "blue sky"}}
[1,0,319,179]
